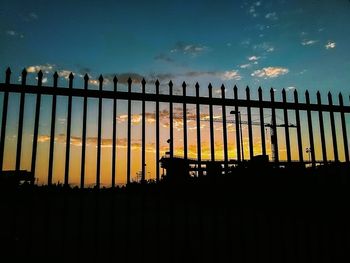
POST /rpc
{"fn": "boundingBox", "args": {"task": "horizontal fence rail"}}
[0,68,349,188]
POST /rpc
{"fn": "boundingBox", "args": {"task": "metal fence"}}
[0,68,349,187]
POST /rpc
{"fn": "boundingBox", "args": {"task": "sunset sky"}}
[0,0,350,186]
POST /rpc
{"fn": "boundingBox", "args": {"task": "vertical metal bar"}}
[80,74,89,188]
[258,87,266,156]
[127,77,132,184]
[339,93,349,162]
[208,83,215,161]
[96,75,103,188]
[294,90,303,162]
[141,78,146,182]
[182,81,188,160]
[0,68,11,171]
[282,89,291,162]
[234,85,241,162]
[270,88,279,163]
[246,86,253,159]
[31,71,43,183]
[48,72,58,185]
[328,92,338,162]
[16,69,27,171]
[221,85,228,172]
[316,91,327,163]
[64,73,73,186]
[112,76,118,187]
[305,90,315,166]
[155,80,160,181]
[195,82,202,176]
[169,81,174,158]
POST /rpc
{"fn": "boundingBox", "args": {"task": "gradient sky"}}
[1,0,350,186]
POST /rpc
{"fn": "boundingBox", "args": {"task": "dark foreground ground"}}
[1,166,350,262]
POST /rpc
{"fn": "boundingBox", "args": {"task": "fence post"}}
[141,78,146,182]
[96,75,103,188]
[127,77,132,184]
[316,91,327,163]
[282,89,291,162]
[208,83,215,161]
[246,86,254,160]
[258,87,266,156]
[328,92,338,162]
[339,93,349,162]
[234,85,241,162]
[15,69,27,171]
[305,90,315,167]
[182,81,188,160]
[221,84,228,172]
[48,72,58,185]
[112,76,118,187]
[270,88,279,163]
[0,68,11,170]
[195,82,202,176]
[80,74,89,188]
[293,90,303,162]
[155,80,160,181]
[169,81,174,158]
[64,72,73,186]
[31,70,43,184]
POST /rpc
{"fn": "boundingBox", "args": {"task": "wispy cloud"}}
[154,53,175,63]
[251,67,289,78]
[265,12,278,21]
[240,64,251,69]
[248,56,260,61]
[301,40,318,46]
[27,64,55,74]
[6,30,24,38]
[286,86,296,91]
[325,41,336,49]
[170,42,208,56]
[253,42,274,53]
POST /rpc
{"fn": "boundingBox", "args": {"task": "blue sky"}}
[1,0,350,97]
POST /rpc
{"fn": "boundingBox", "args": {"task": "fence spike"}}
[282,88,286,94]
[113,75,118,84]
[127,77,132,85]
[169,80,173,87]
[5,67,11,84]
[195,82,199,89]
[328,91,332,99]
[53,72,58,87]
[99,74,104,82]
[246,85,250,91]
[37,70,43,86]
[69,72,74,80]
[21,68,27,85]
[84,73,89,81]
[316,91,321,101]
[182,81,186,88]
[270,87,275,94]
[155,79,160,86]
[208,83,212,89]
[233,85,237,92]
[258,86,262,92]
[339,92,343,101]
[141,78,146,86]
[221,84,225,90]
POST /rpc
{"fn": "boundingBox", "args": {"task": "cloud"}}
[265,12,278,21]
[154,53,175,63]
[251,67,289,78]
[286,86,296,91]
[253,42,274,52]
[240,64,251,69]
[220,70,241,81]
[248,56,260,61]
[301,40,318,46]
[35,76,48,84]
[6,30,24,38]
[27,64,55,74]
[170,42,208,56]
[29,12,38,20]
[325,41,336,49]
